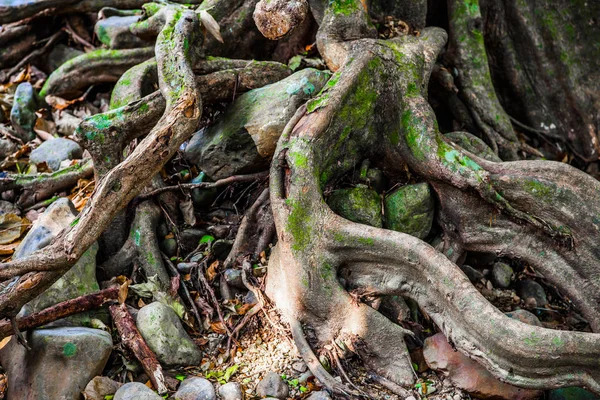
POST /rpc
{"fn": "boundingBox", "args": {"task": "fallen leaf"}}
[180,198,197,226]
[0,213,26,245]
[206,260,219,282]
[0,242,19,255]
[210,321,227,334]
[117,280,130,304]
[0,336,12,351]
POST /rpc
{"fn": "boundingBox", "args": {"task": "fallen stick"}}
[109,303,168,395]
[0,286,118,339]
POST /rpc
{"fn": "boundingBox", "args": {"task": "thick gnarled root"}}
[265,12,600,394]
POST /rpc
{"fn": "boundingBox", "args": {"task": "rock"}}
[0,327,113,400]
[30,137,83,171]
[445,131,502,162]
[224,269,245,289]
[218,382,243,400]
[383,182,434,239]
[55,111,82,136]
[184,68,330,180]
[82,376,123,400]
[14,198,103,326]
[95,16,152,49]
[306,391,332,400]
[190,172,218,209]
[256,372,289,399]
[505,309,543,327]
[0,138,17,159]
[459,265,483,283]
[10,82,38,141]
[160,237,178,257]
[491,262,513,289]
[327,186,382,227]
[114,382,162,400]
[173,377,216,400]
[45,44,84,73]
[244,290,258,305]
[516,280,548,308]
[548,387,599,400]
[14,198,76,258]
[180,228,209,252]
[177,262,195,274]
[423,333,540,400]
[291,360,308,373]
[212,239,233,260]
[136,302,202,367]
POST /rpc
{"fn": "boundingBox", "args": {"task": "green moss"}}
[63,342,77,357]
[139,103,149,113]
[330,0,361,16]
[286,199,312,251]
[289,151,309,168]
[523,179,553,199]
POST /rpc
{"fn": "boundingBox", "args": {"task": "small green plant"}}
[206,364,239,384]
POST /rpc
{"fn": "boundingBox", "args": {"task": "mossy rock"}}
[548,387,599,400]
[384,182,434,239]
[327,186,382,228]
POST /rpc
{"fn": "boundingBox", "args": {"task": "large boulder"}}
[136,302,201,367]
[15,198,103,327]
[0,327,113,400]
[184,68,330,180]
[383,182,434,239]
[423,333,541,400]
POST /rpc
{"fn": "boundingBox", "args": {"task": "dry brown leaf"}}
[117,280,130,304]
[197,9,223,43]
[206,260,219,282]
[209,321,227,334]
[236,303,254,315]
[0,336,12,351]
[0,242,19,255]
[0,213,26,245]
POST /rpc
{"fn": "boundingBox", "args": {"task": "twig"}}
[196,260,233,337]
[330,344,368,397]
[4,30,64,80]
[161,253,203,330]
[109,302,168,394]
[64,21,94,49]
[0,287,118,339]
[136,171,269,201]
[367,372,413,398]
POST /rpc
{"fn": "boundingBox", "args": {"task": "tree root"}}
[264,4,600,392]
[0,287,118,339]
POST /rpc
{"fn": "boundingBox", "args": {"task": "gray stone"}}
[218,382,243,400]
[256,372,289,399]
[30,137,83,171]
[136,302,201,367]
[224,269,245,290]
[384,183,434,239]
[114,382,162,400]
[459,265,484,283]
[505,309,543,327]
[327,186,382,228]
[45,44,83,73]
[244,290,258,305]
[491,262,513,289]
[445,131,502,162]
[95,16,153,49]
[0,138,17,159]
[180,228,209,252]
[516,280,548,308]
[14,198,102,326]
[14,198,76,258]
[0,327,113,400]
[212,239,233,260]
[306,391,332,400]
[184,68,330,180]
[10,82,38,141]
[291,360,308,373]
[160,237,178,257]
[173,377,216,400]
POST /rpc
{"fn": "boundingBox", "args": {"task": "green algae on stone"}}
[327,186,382,228]
[444,131,501,162]
[384,183,434,239]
